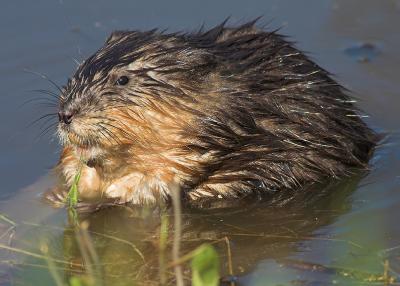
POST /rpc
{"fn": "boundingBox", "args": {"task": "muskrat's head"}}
[57,30,216,161]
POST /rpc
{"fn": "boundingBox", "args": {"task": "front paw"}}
[104,173,142,203]
[42,187,68,207]
[104,173,170,205]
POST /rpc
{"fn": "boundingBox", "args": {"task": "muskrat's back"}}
[48,20,377,207]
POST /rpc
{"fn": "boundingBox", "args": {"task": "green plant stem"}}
[159,210,169,285]
[170,184,184,286]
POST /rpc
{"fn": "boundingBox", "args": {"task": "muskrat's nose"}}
[58,111,74,125]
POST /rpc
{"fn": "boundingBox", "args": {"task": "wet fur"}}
[50,20,377,206]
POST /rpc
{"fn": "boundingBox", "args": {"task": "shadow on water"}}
[0,174,367,285]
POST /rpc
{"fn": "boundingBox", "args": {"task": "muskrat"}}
[47,20,377,207]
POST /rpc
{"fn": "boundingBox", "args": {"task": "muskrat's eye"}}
[115,76,129,86]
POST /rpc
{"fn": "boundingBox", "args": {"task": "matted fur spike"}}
[199,17,231,40]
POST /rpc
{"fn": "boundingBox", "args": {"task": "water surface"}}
[0,0,399,285]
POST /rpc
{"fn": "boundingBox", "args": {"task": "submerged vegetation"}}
[32,166,223,285]
[0,175,399,285]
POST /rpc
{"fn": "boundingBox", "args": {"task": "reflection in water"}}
[7,175,364,285]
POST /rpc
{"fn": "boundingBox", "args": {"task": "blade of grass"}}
[74,221,103,286]
[40,242,65,286]
[0,214,17,226]
[159,210,169,285]
[21,221,145,262]
[67,164,83,208]
[224,236,234,286]
[170,184,184,286]
[0,243,82,267]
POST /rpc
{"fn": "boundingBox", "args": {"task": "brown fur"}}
[47,20,377,207]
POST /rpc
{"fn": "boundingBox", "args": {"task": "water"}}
[0,0,399,285]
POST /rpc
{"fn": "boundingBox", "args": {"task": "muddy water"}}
[0,0,399,285]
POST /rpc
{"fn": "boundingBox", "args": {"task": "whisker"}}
[97,128,113,145]
[27,113,58,128]
[37,103,59,108]
[87,123,113,146]
[101,128,119,146]
[97,123,123,145]
[39,117,58,131]
[34,122,58,142]
[30,89,62,101]
[99,121,137,143]
[18,97,58,109]
[23,69,66,101]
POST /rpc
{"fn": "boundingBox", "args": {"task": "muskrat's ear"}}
[105,31,130,44]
